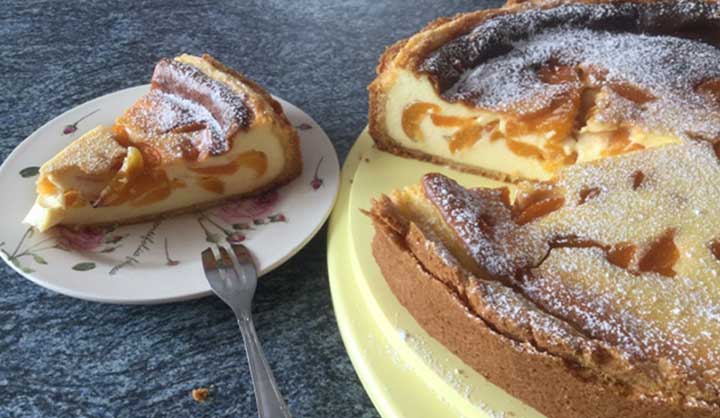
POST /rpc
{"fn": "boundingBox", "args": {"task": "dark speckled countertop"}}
[0,1,498,417]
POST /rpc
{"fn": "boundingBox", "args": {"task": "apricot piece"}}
[632,170,645,190]
[638,229,679,277]
[578,187,601,205]
[607,243,636,269]
[609,82,656,104]
[709,239,720,262]
[401,102,439,142]
[515,196,565,225]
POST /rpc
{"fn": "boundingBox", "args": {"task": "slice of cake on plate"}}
[24,54,302,232]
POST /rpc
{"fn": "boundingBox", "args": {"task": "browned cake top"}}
[419,0,720,140]
[117,57,254,162]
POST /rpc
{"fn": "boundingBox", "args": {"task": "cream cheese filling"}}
[23,123,286,231]
[384,70,680,180]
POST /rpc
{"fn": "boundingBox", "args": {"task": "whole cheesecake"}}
[24,54,302,232]
[369,0,720,181]
[366,1,720,417]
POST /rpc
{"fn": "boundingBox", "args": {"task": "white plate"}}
[0,85,340,304]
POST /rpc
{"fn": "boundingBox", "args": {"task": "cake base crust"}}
[370,216,719,418]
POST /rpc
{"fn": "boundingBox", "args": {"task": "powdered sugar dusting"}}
[118,58,252,160]
[520,142,720,394]
[423,142,720,398]
[421,1,720,139]
[423,174,546,279]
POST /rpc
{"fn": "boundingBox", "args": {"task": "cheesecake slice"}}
[24,54,302,232]
[368,0,720,181]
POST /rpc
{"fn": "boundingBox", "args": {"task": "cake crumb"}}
[192,387,210,403]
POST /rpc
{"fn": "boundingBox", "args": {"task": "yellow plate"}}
[327,128,547,418]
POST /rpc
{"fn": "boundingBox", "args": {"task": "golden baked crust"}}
[368,0,720,181]
[367,157,720,416]
[41,126,126,177]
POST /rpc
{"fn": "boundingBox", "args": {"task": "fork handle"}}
[237,315,292,418]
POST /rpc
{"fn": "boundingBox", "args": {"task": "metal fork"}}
[201,244,292,418]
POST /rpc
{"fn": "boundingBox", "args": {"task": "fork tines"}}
[201,243,258,289]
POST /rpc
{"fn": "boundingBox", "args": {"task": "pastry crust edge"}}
[368,199,720,418]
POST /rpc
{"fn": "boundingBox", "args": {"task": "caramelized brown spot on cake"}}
[514,188,560,215]
[708,141,720,164]
[609,82,656,105]
[178,137,201,161]
[696,78,720,107]
[478,213,496,237]
[574,87,600,132]
[536,59,578,85]
[167,121,207,134]
[631,170,645,190]
[496,187,512,208]
[549,234,602,249]
[110,124,131,147]
[638,229,679,277]
[709,239,720,262]
[578,187,600,205]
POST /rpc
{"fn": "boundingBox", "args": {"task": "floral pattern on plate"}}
[0,86,339,303]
